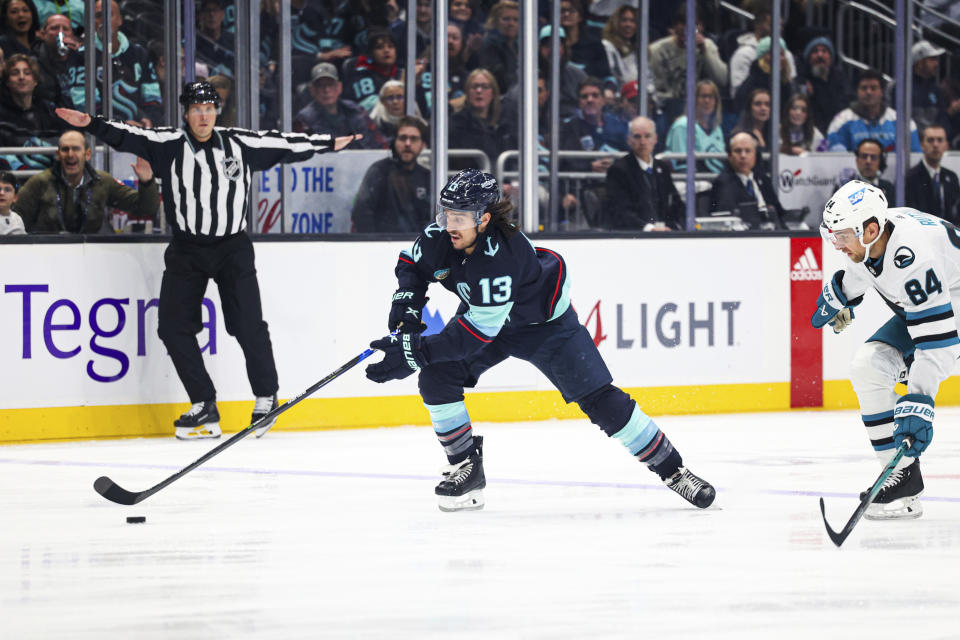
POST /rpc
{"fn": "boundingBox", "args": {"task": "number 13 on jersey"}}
[479,276,512,303]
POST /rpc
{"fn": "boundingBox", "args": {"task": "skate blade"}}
[864,497,923,520]
[438,489,485,512]
[254,420,276,439]
[175,424,222,440]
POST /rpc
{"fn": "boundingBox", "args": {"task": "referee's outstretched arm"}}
[55,108,361,159]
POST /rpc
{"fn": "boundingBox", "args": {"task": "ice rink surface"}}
[2,408,960,640]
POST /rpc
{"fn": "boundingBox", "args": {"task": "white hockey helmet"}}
[820,180,888,248]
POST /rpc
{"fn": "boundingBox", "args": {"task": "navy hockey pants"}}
[419,307,632,428]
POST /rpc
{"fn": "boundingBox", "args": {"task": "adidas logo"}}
[791,247,824,281]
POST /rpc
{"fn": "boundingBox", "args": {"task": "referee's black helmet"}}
[179,81,222,110]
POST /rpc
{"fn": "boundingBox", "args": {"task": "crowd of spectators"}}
[2,0,960,235]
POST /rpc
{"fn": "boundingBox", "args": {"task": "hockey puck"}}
[126,516,146,524]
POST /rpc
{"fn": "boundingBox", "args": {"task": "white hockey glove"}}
[829,307,854,333]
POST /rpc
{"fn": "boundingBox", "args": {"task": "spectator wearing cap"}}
[601,4,639,88]
[342,28,400,112]
[909,40,956,135]
[733,36,794,114]
[665,78,725,173]
[501,24,585,139]
[614,80,641,122]
[795,35,853,133]
[728,3,796,98]
[826,67,921,152]
[293,62,387,149]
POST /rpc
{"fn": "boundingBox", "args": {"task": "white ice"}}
[2,409,960,640]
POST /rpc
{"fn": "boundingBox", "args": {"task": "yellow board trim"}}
[1,382,788,443]
[2,378,957,444]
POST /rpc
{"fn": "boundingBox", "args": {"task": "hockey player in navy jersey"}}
[365,169,715,512]
[815,180,960,519]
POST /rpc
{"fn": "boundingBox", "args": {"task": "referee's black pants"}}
[157,232,278,404]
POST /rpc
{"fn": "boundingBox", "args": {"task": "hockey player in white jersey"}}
[814,180,960,519]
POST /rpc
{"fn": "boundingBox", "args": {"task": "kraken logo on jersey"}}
[483,238,500,257]
[457,282,471,303]
[894,246,916,268]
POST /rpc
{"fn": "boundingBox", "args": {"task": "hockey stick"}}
[93,341,383,506]
[818,438,912,547]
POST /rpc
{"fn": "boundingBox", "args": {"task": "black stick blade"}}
[819,497,849,547]
[94,476,142,505]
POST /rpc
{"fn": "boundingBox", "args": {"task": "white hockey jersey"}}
[841,207,960,396]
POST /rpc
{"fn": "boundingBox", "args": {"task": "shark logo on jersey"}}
[847,187,866,205]
[894,246,916,268]
[456,282,471,303]
[434,268,450,280]
[483,238,500,257]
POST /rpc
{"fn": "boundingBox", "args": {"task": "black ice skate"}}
[861,459,924,520]
[664,467,716,508]
[174,400,221,440]
[252,394,278,439]
[435,436,486,512]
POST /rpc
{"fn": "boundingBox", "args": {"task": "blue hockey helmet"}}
[436,169,501,231]
[179,81,222,112]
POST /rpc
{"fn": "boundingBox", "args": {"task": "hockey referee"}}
[56,82,361,440]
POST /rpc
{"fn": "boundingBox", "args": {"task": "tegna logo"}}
[791,247,823,281]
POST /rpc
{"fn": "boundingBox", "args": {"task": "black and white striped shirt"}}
[85,117,335,240]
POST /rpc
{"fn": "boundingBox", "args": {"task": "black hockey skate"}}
[664,467,716,508]
[174,400,221,440]
[252,394,278,439]
[860,459,924,520]
[435,435,486,512]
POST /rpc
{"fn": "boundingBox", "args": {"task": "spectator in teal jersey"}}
[665,78,725,173]
[67,0,161,126]
[342,28,399,113]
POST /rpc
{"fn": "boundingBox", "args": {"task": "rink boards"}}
[1,236,958,442]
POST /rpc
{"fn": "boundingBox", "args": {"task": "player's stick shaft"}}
[94,342,381,505]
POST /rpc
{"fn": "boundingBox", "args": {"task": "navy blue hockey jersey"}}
[395,222,571,362]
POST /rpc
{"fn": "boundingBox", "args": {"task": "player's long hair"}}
[486,200,518,239]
